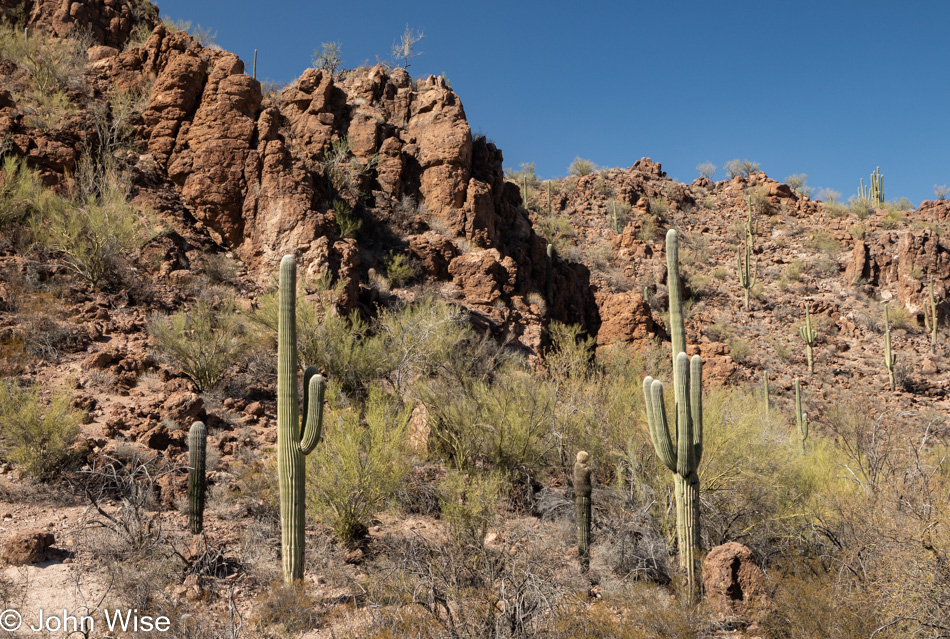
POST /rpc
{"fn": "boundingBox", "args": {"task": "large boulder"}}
[702,542,769,625]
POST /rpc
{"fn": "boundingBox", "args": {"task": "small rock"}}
[2,529,55,565]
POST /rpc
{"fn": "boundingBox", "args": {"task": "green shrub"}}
[808,230,841,254]
[307,390,411,542]
[725,158,760,178]
[568,156,597,177]
[881,207,904,229]
[29,175,156,288]
[149,297,249,391]
[0,380,84,479]
[785,173,811,198]
[0,155,56,227]
[383,252,418,287]
[438,469,505,547]
[332,199,362,238]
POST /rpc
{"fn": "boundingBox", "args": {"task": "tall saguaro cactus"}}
[278,255,327,584]
[574,451,592,571]
[859,167,884,207]
[643,229,704,604]
[795,378,808,453]
[188,421,207,535]
[883,303,897,391]
[800,303,817,374]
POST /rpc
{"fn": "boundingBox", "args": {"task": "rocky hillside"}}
[0,1,948,636]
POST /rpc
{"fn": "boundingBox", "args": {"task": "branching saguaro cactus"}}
[574,451,592,571]
[188,421,207,535]
[923,275,940,353]
[883,303,897,391]
[795,378,808,453]
[800,303,817,374]
[643,229,704,604]
[737,234,757,310]
[278,255,326,584]
[859,167,884,207]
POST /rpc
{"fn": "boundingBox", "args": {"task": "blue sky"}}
[156,0,949,206]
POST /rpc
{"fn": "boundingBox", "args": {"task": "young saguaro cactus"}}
[800,303,817,374]
[763,370,770,418]
[883,303,897,391]
[188,421,207,535]
[574,451,592,570]
[278,255,327,584]
[795,378,808,453]
[643,229,704,604]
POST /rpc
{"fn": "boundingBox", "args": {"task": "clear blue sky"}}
[156,0,949,206]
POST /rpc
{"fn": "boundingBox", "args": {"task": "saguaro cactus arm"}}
[644,377,677,473]
[300,372,325,454]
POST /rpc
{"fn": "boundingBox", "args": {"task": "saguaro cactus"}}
[574,451,592,570]
[545,243,554,303]
[643,229,704,604]
[745,195,758,239]
[188,421,207,535]
[762,370,770,418]
[278,255,327,584]
[923,275,939,352]
[800,303,817,374]
[883,303,897,391]
[737,234,757,310]
[859,167,884,207]
[795,378,808,453]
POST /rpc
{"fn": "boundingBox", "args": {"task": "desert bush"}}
[332,198,362,238]
[0,380,83,478]
[724,158,759,179]
[568,156,597,177]
[0,154,59,231]
[251,583,321,637]
[808,229,841,254]
[313,41,343,74]
[308,389,411,542]
[438,469,505,547]
[881,207,905,229]
[696,162,716,180]
[785,173,811,198]
[29,174,156,287]
[149,297,249,391]
[384,251,418,287]
[322,136,378,199]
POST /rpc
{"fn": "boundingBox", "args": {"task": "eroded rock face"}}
[702,542,769,624]
[596,291,656,349]
[1,0,158,49]
[846,228,950,316]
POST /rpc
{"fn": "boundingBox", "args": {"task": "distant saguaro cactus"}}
[188,421,207,535]
[277,255,326,584]
[642,229,704,604]
[795,378,808,453]
[574,451,592,570]
[883,303,897,391]
[923,275,940,353]
[545,243,554,303]
[737,233,757,310]
[800,303,817,374]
